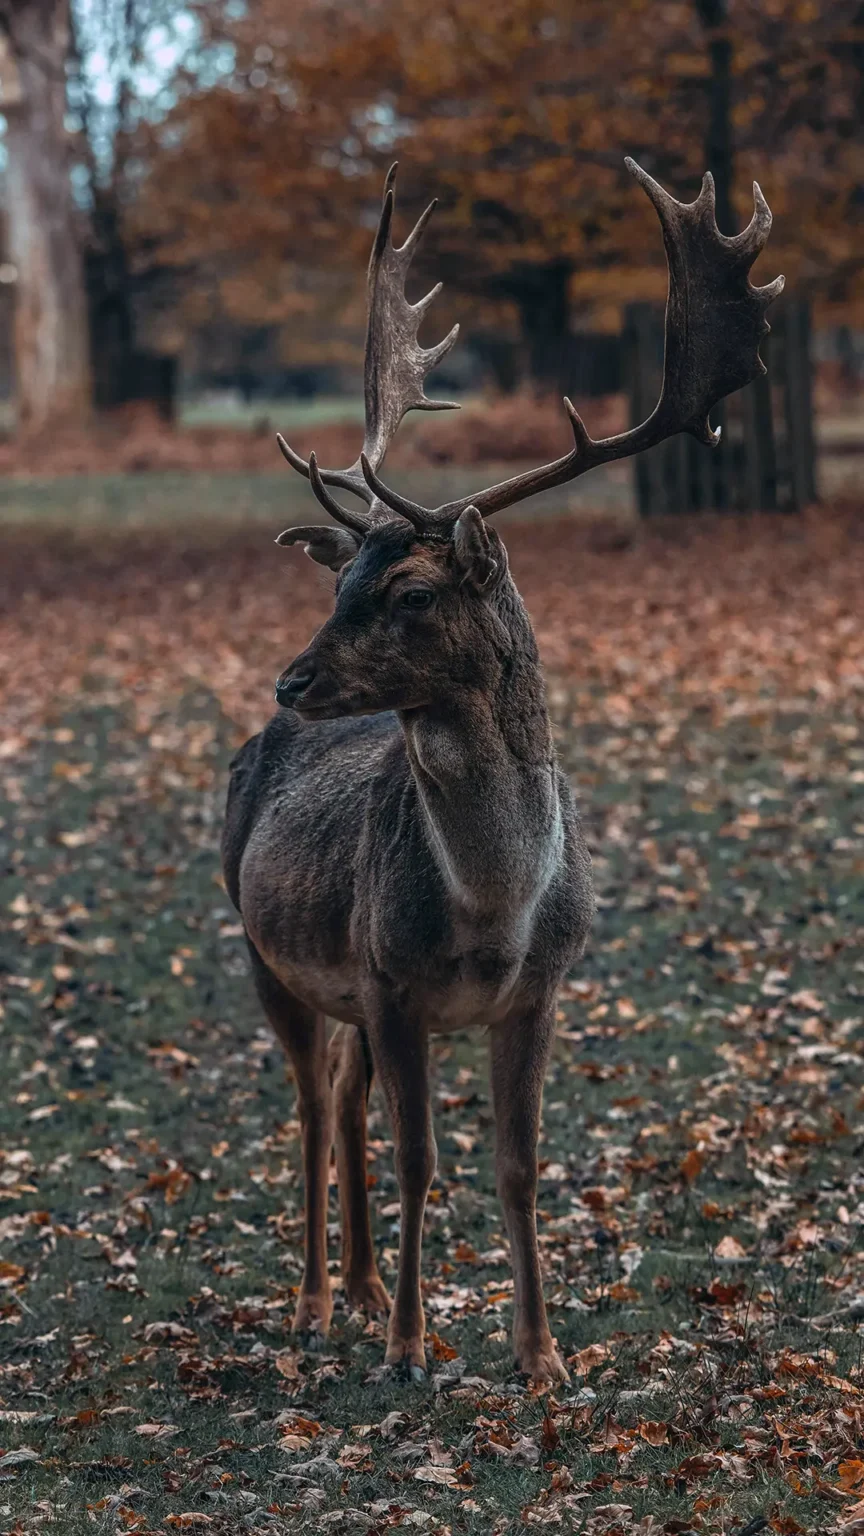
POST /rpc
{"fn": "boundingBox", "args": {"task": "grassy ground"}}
[0,463,633,529]
[0,506,863,1535]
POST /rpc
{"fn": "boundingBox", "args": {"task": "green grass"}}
[0,463,633,530]
[178,394,369,431]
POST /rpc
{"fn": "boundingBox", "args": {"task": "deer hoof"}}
[296,1328,328,1352]
[344,1273,392,1318]
[514,1342,569,1386]
[384,1331,427,1380]
[385,1358,427,1385]
[292,1291,332,1344]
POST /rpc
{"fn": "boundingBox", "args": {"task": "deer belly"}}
[254,939,366,1026]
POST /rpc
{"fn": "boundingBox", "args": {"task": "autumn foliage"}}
[132,0,864,371]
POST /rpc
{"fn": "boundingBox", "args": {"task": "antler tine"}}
[365,156,783,530]
[275,162,460,536]
[359,451,431,532]
[308,452,370,534]
[729,183,782,274]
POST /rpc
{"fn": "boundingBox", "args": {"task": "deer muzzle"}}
[275,661,316,708]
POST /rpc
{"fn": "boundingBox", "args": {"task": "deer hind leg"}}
[329,1025,390,1317]
[367,1007,435,1378]
[248,947,333,1342]
[489,1003,568,1386]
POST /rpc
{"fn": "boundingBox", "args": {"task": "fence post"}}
[625,303,667,515]
[783,298,818,509]
[624,298,816,516]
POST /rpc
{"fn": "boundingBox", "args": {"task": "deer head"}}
[274,161,783,716]
[274,511,508,718]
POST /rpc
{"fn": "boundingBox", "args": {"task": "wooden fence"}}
[623,297,817,515]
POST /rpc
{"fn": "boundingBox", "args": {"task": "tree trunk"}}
[0,0,91,433]
[505,261,572,393]
[694,0,734,232]
[695,0,778,510]
[87,191,139,410]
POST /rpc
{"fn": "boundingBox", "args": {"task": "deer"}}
[221,158,781,1384]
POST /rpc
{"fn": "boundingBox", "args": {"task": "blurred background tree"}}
[132,0,863,387]
[0,0,861,462]
[0,0,91,432]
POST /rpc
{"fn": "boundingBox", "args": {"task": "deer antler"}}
[276,164,460,535]
[362,158,785,531]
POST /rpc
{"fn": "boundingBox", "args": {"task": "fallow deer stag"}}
[222,159,781,1383]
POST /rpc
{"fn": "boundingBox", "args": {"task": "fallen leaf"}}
[569,1342,610,1375]
[714,1235,748,1260]
[638,1420,668,1446]
[415,1464,459,1486]
[680,1147,704,1184]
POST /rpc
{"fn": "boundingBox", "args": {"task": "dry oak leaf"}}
[135,1423,178,1439]
[569,1342,610,1375]
[680,1147,705,1185]
[608,1281,640,1303]
[428,1331,459,1361]
[277,1411,324,1451]
[163,1519,214,1529]
[541,1413,560,1454]
[713,1235,748,1259]
[707,1278,746,1305]
[337,1443,372,1470]
[273,1349,301,1380]
[415,1465,460,1487]
[588,1419,631,1453]
[276,1413,323,1437]
[838,1461,864,1492]
[674,1452,723,1480]
[638,1421,669,1446]
[582,1186,627,1212]
[379,1410,409,1439]
[839,1502,864,1531]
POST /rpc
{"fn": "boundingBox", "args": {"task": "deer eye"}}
[400,588,434,611]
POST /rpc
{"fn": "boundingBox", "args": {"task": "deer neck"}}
[399,584,562,926]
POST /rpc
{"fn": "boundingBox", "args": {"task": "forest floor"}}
[0,505,863,1535]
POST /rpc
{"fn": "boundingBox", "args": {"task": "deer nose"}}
[275,665,315,707]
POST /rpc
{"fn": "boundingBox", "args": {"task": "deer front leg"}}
[329,1025,391,1317]
[367,1006,435,1378]
[249,950,334,1342]
[489,1003,567,1385]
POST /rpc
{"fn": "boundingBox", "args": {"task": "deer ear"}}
[276,525,362,572]
[453,505,498,589]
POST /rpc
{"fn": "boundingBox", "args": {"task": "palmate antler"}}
[279,158,783,539]
[276,163,460,536]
